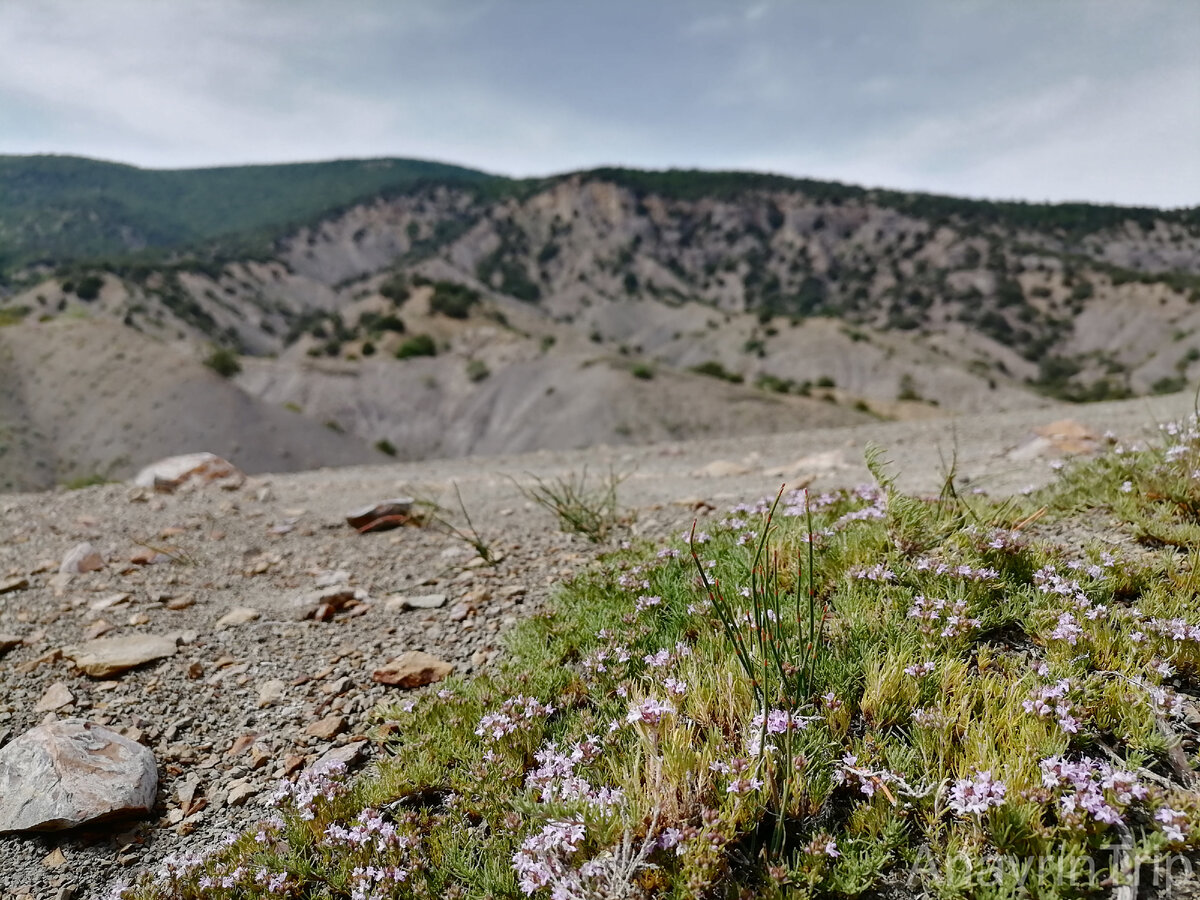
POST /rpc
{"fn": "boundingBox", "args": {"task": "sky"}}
[1,1,1197,207]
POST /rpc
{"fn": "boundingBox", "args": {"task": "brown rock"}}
[59,544,104,575]
[345,498,416,532]
[305,714,348,741]
[0,720,157,832]
[0,633,22,654]
[288,587,358,622]
[372,650,454,689]
[34,682,75,713]
[0,576,29,594]
[62,634,178,678]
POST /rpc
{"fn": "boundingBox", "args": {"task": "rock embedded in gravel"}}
[0,720,157,832]
[0,632,22,654]
[0,576,29,594]
[384,593,447,612]
[34,681,74,713]
[345,498,415,532]
[372,650,454,688]
[61,633,178,678]
[59,543,104,575]
[132,453,245,493]
[304,714,348,740]
[288,587,358,621]
[215,607,261,628]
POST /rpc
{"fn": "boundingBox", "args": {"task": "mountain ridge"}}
[1,155,1198,491]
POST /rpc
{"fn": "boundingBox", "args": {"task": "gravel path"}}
[0,392,1193,899]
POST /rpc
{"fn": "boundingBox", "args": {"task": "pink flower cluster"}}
[850,563,896,582]
[476,695,556,743]
[512,818,588,895]
[525,738,624,810]
[1022,679,1082,733]
[271,759,349,821]
[904,661,935,678]
[913,558,999,581]
[907,595,980,639]
[626,696,676,728]
[746,707,815,754]
[324,808,413,854]
[1039,756,1147,828]
[948,770,1007,815]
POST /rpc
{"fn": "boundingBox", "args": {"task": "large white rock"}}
[0,720,157,832]
[132,453,244,493]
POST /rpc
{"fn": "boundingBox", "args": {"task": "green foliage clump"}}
[429,281,480,319]
[374,438,397,457]
[378,273,410,304]
[395,334,437,359]
[74,274,104,301]
[203,346,241,377]
[630,362,654,380]
[689,360,744,383]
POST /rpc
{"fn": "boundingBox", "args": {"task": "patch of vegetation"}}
[1151,375,1188,395]
[429,281,480,319]
[630,363,655,380]
[0,306,30,327]
[466,359,490,382]
[62,473,110,490]
[689,360,744,383]
[118,424,1200,899]
[73,274,104,301]
[395,334,437,359]
[517,467,631,543]
[203,346,241,378]
[378,273,411,304]
[374,438,397,457]
[0,154,503,274]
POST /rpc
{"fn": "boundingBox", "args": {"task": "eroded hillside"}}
[1,161,1197,490]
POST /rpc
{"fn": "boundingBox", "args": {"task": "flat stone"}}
[311,740,368,774]
[384,593,447,612]
[372,650,454,689]
[59,544,104,575]
[226,780,259,807]
[256,679,286,708]
[62,634,178,678]
[88,593,130,612]
[0,633,22,654]
[0,576,29,594]
[34,682,74,713]
[304,714,348,741]
[216,607,261,628]
[0,720,157,832]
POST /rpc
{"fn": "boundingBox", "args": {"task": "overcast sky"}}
[1,1,1196,207]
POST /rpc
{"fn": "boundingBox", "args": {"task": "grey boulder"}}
[0,720,157,832]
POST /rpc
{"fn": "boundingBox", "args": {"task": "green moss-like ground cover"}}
[124,419,1200,899]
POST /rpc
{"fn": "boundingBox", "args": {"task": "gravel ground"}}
[0,392,1193,900]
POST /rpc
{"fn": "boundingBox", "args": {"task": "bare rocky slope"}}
[0,319,381,491]
[1,161,1198,491]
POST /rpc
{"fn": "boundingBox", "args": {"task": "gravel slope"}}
[0,391,1194,900]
